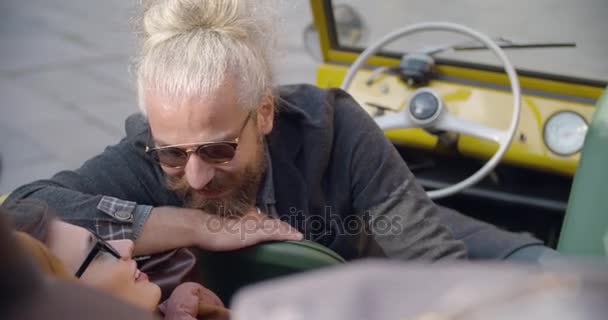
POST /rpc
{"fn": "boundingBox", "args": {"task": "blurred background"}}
[0,0,317,193]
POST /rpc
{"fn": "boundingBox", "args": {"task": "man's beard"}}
[165,136,266,218]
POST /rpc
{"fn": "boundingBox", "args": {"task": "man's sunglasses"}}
[145,112,252,168]
[75,230,122,278]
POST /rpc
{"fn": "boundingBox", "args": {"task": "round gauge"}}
[543,111,588,156]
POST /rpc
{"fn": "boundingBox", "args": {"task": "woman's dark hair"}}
[0,199,56,244]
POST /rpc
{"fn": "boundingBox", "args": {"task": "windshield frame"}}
[316,0,607,89]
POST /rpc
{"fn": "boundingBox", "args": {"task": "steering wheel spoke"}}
[436,112,507,143]
[374,112,415,130]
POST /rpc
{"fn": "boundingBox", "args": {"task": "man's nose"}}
[108,239,134,260]
[184,154,215,190]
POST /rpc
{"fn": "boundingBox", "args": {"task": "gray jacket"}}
[5,84,541,260]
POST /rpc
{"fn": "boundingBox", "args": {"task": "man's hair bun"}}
[141,0,259,44]
[133,0,280,113]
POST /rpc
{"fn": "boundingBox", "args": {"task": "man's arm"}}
[5,114,301,254]
[135,206,302,255]
[5,120,168,243]
[331,90,467,260]
[6,163,301,256]
[133,207,202,255]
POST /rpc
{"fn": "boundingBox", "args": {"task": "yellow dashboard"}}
[316,63,596,177]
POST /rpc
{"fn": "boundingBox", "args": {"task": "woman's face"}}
[46,220,161,311]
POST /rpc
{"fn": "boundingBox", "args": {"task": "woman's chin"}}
[127,281,162,312]
[146,282,163,311]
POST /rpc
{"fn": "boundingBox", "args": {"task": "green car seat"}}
[558,87,608,256]
[194,240,345,305]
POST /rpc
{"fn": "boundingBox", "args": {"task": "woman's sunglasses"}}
[75,230,122,278]
[145,112,252,168]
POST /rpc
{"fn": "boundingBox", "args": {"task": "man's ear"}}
[256,93,275,135]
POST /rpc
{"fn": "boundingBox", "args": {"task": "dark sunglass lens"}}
[199,143,236,163]
[153,148,188,167]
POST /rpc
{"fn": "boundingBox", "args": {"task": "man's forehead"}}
[146,88,243,116]
[145,75,244,113]
[144,91,248,144]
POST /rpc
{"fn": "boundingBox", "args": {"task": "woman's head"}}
[2,200,161,311]
[47,220,161,311]
[3,199,54,243]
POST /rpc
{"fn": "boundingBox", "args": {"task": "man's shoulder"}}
[125,112,150,137]
[102,113,150,159]
[275,84,360,128]
[270,84,377,169]
[276,83,334,104]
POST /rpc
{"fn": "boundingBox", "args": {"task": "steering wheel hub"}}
[408,89,443,124]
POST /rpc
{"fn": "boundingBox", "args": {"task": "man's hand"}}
[135,206,302,255]
[196,208,303,251]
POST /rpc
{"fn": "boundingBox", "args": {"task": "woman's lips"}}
[135,270,149,282]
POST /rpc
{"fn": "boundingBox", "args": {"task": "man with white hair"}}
[5,0,543,260]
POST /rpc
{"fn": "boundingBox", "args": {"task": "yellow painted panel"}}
[322,50,604,100]
[316,63,596,176]
[0,193,9,205]
[437,65,603,101]
[310,0,331,61]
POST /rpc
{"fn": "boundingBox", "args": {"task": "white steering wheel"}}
[341,22,521,199]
